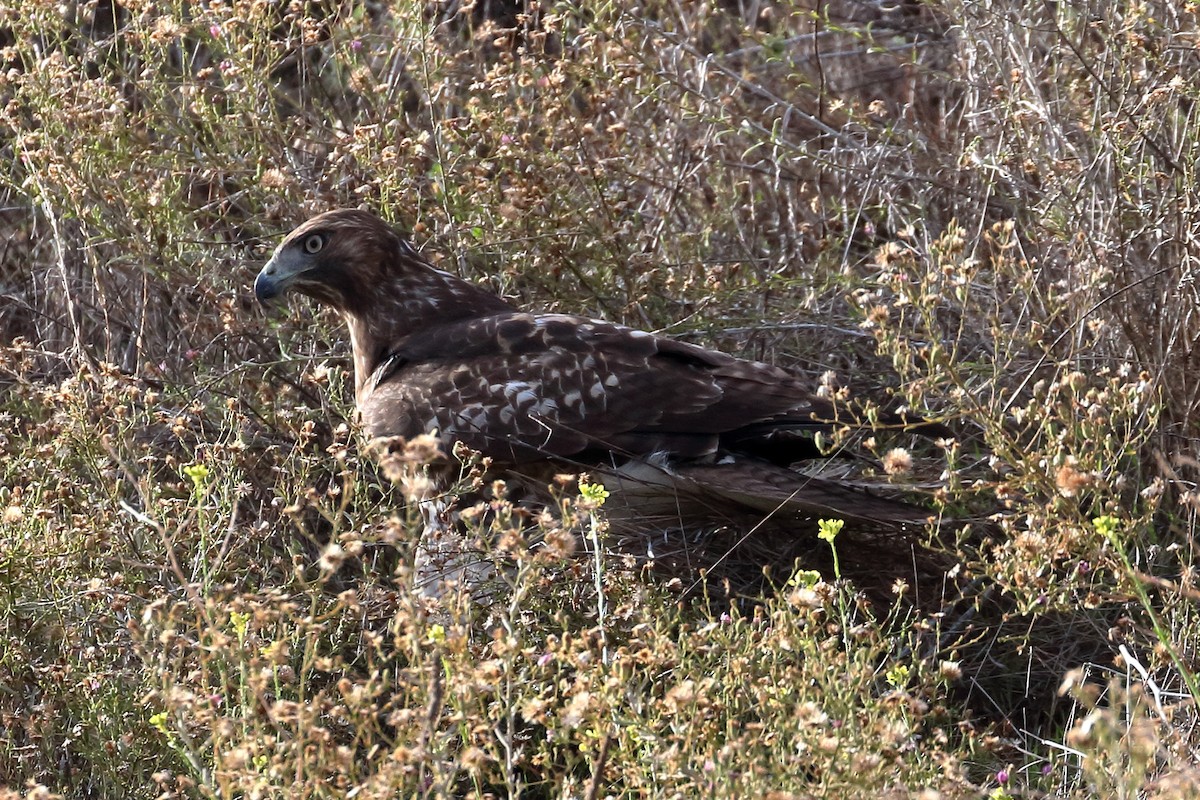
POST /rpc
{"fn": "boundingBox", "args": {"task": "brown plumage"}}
[256,209,945,593]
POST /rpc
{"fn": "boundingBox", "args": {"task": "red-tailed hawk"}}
[256,210,943,594]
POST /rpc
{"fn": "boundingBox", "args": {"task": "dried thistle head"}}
[1055,458,1093,497]
[541,528,577,560]
[881,448,913,476]
[318,543,346,574]
[398,471,436,502]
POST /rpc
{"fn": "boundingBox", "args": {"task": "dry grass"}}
[2,0,1200,797]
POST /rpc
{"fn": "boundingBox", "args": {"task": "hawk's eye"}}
[304,234,324,255]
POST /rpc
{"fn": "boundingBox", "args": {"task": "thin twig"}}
[583,729,613,800]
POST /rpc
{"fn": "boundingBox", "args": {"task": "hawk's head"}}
[255,209,405,315]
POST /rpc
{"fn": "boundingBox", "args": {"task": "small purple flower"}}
[537,652,552,667]
[1042,763,1053,776]
[997,769,1009,784]
[350,39,363,52]
[1077,560,1091,574]
[720,612,731,624]
[500,134,514,145]
[209,24,221,38]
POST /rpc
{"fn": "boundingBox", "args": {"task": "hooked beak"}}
[254,248,304,306]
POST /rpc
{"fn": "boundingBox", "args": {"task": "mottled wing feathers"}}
[647,337,826,433]
[672,459,934,527]
[358,312,833,463]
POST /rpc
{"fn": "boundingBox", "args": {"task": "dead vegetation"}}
[1,0,1199,797]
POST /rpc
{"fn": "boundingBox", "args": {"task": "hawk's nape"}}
[255,209,951,597]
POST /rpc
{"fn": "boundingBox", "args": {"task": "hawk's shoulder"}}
[358,310,831,463]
